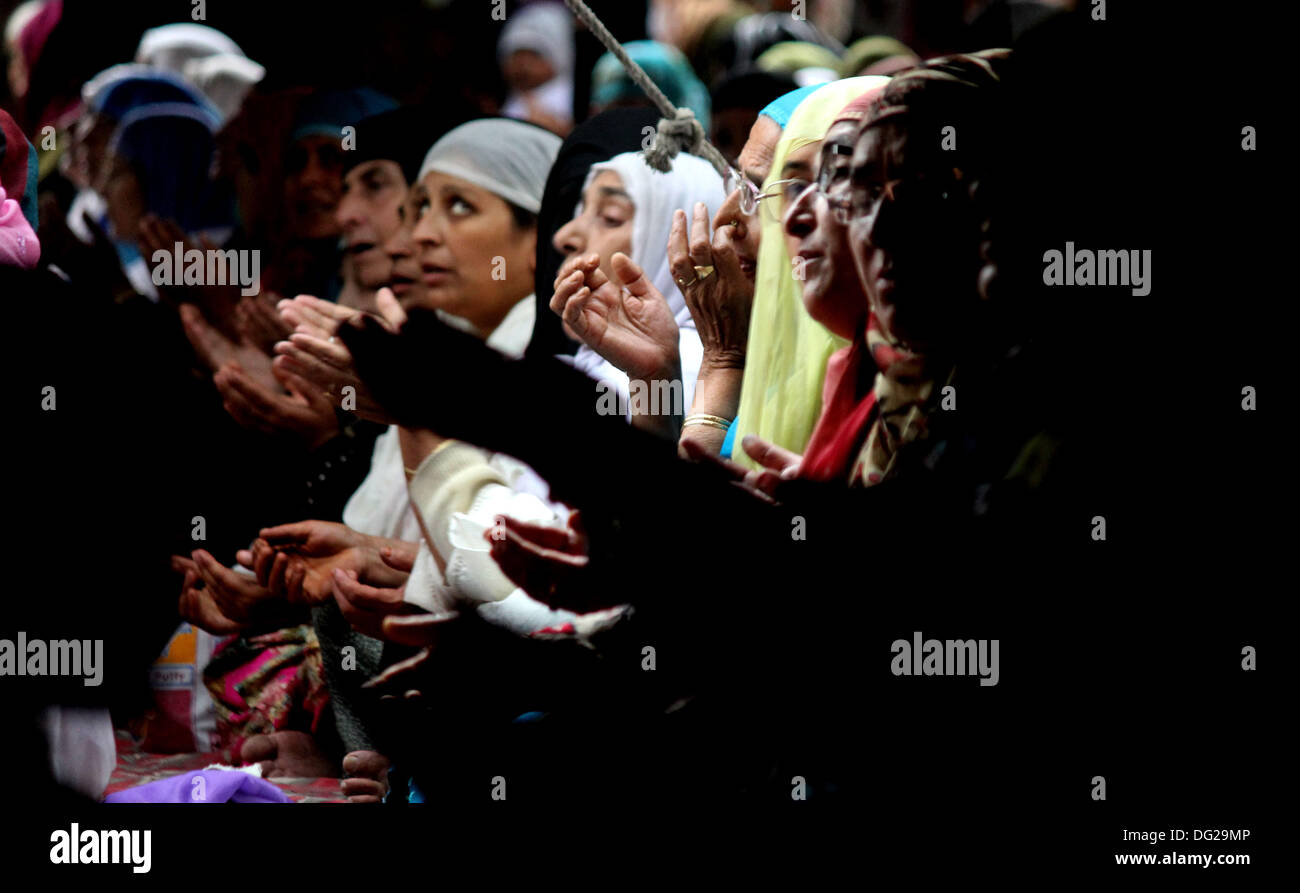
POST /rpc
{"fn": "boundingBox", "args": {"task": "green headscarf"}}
[732,76,884,467]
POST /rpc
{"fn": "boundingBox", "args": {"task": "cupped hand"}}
[213,360,339,447]
[550,252,681,382]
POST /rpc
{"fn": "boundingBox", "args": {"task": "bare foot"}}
[243,731,337,779]
[341,750,391,803]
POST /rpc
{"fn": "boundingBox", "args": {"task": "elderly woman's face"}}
[552,170,634,290]
[336,160,408,290]
[783,121,870,340]
[847,119,981,351]
[409,170,537,335]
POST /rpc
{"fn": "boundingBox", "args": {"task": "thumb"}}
[610,252,652,301]
[375,287,408,330]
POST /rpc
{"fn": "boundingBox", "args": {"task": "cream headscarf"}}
[731,76,886,467]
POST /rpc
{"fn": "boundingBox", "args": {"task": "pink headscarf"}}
[0,185,40,269]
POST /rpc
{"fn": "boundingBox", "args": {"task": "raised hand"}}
[669,202,754,373]
[486,513,622,614]
[551,251,681,382]
[180,302,279,394]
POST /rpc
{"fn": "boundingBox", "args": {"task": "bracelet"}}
[684,413,732,427]
[682,415,732,432]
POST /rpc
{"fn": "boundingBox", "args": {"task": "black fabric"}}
[527,106,661,360]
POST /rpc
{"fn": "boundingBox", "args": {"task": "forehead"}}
[587,169,626,192]
[738,115,781,169]
[851,120,910,172]
[345,159,404,185]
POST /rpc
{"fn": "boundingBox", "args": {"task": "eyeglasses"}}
[758,178,813,222]
[846,175,965,223]
[723,167,760,217]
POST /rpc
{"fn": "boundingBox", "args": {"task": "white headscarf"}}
[568,151,726,409]
[497,1,574,77]
[418,118,561,215]
[585,150,726,329]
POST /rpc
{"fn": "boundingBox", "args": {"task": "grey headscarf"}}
[417,118,561,214]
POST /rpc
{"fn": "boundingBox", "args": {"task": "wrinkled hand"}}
[213,360,339,447]
[669,202,753,371]
[551,252,681,382]
[273,291,401,424]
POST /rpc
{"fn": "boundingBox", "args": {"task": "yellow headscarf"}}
[732,76,887,467]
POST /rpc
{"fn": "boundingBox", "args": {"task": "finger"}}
[549,269,584,316]
[561,287,593,331]
[375,287,408,329]
[220,366,286,416]
[362,646,433,688]
[234,549,254,570]
[273,364,333,410]
[498,515,574,552]
[258,523,314,546]
[689,202,712,264]
[272,350,339,393]
[679,438,750,480]
[379,545,416,573]
[333,568,402,612]
[741,434,801,472]
[377,613,458,649]
[609,252,656,302]
[292,294,356,322]
[170,555,197,575]
[284,559,307,604]
[288,332,353,369]
[711,220,745,282]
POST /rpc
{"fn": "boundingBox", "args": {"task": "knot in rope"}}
[645,108,707,173]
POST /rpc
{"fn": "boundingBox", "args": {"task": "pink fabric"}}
[0,185,40,269]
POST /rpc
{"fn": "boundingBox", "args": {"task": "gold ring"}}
[678,276,697,288]
[693,265,715,280]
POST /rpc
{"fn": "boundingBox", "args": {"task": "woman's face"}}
[284,135,345,241]
[336,160,408,290]
[552,169,634,290]
[409,170,537,335]
[847,119,981,351]
[100,152,146,243]
[783,122,870,340]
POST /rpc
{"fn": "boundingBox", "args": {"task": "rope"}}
[561,0,732,178]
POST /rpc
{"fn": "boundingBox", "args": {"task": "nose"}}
[714,188,752,242]
[552,216,584,256]
[783,186,817,239]
[335,194,363,233]
[384,221,414,261]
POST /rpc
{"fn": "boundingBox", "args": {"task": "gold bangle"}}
[684,413,732,427]
[682,417,731,432]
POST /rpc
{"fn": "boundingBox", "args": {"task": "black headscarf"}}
[527,106,660,360]
[340,105,452,187]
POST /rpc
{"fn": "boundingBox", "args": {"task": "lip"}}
[390,272,416,296]
[347,241,378,257]
[421,266,453,286]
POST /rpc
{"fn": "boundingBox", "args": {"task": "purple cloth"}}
[104,769,290,803]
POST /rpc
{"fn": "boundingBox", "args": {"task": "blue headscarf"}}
[591,41,711,129]
[109,102,230,233]
[290,88,398,143]
[87,66,221,129]
[758,83,825,128]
